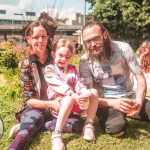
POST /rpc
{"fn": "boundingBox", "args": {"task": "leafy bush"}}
[0,68,22,100]
[0,41,23,70]
[0,41,23,113]
[70,50,86,69]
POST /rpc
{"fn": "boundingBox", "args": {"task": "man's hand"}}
[126,102,142,117]
[112,98,143,116]
[112,98,134,114]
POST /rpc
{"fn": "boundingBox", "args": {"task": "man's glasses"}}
[83,35,102,45]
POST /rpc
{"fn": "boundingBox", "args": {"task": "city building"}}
[0,9,84,44]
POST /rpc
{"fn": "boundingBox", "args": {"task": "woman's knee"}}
[21,108,45,131]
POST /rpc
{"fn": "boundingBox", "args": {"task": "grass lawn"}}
[0,52,150,150]
[0,110,150,150]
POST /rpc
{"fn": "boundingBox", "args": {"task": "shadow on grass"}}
[94,116,150,141]
[25,116,149,149]
[125,118,150,139]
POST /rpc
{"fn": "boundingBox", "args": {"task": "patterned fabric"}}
[45,117,83,133]
[45,64,85,99]
[44,64,86,114]
[20,56,40,104]
[15,55,41,122]
[79,41,142,98]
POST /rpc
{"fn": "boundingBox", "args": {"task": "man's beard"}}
[88,46,105,62]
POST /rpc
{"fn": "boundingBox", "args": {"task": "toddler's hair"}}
[53,38,74,54]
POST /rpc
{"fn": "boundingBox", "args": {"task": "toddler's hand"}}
[72,93,89,105]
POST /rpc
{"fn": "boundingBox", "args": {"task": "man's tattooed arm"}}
[136,73,147,104]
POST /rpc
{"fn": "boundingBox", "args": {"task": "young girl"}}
[44,39,98,150]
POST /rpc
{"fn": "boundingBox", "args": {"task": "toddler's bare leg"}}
[55,96,75,129]
[86,89,99,122]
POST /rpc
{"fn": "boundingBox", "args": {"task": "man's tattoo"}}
[137,82,146,102]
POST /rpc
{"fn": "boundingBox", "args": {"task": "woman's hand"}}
[47,97,62,112]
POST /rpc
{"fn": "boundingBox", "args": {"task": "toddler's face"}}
[52,46,72,68]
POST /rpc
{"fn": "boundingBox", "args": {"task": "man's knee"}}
[105,116,127,136]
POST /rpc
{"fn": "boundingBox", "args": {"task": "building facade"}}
[0,9,84,44]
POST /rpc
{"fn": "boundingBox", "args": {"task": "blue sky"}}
[0,0,91,14]
[62,0,91,13]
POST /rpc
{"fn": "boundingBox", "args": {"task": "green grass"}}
[0,53,150,150]
[70,52,84,69]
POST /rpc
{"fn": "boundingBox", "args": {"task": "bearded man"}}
[79,21,150,137]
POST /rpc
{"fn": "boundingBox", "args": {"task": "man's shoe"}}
[113,131,125,138]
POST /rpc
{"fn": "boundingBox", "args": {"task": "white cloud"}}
[67,7,76,14]
[0,0,88,21]
[0,0,86,14]
[0,1,43,13]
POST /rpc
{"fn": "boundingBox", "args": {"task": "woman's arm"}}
[20,58,61,111]
[20,58,39,104]
[27,98,61,112]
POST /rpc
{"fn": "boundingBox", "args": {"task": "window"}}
[14,13,23,16]
[0,10,6,14]
[67,31,74,36]
[0,20,11,24]
[26,12,35,16]
[14,20,26,24]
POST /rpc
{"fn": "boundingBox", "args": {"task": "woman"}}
[131,54,150,98]
[9,21,84,150]
[136,40,150,65]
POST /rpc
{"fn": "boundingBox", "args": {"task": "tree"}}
[86,0,150,50]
